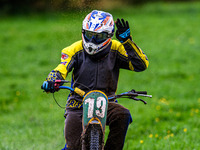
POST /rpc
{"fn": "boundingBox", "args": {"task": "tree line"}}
[0,0,197,14]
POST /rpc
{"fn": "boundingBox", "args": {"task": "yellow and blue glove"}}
[41,71,64,93]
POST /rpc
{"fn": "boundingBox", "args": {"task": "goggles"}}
[83,30,109,44]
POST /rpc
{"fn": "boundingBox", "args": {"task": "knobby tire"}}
[83,124,103,150]
[90,127,100,150]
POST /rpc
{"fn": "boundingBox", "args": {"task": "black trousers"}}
[64,102,132,150]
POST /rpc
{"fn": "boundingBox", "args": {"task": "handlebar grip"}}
[136,91,147,95]
[74,87,85,97]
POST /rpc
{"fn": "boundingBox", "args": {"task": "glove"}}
[115,18,131,43]
[41,81,56,93]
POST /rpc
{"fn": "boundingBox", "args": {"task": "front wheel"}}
[82,124,103,150]
[90,127,100,150]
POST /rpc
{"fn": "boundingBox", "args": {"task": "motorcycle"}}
[42,80,152,150]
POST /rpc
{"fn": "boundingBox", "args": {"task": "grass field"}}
[0,2,200,150]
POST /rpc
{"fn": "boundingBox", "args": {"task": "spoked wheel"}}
[82,124,103,150]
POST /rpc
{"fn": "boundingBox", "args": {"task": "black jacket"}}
[47,39,149,103]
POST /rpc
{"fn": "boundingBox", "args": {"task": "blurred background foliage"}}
[0,0,200,149]
[0,0,199,14]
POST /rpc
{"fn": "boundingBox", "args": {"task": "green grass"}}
[0,2,200,150]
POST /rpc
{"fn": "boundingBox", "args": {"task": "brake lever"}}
[54,80,70,91]
[54,83,60,91]
[55,80,70,83]
[131,96,147,104]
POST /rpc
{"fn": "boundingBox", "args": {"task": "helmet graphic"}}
[82,10,115,55]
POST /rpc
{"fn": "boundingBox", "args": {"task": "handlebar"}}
[108,90,152,104]
[42,80,152,104]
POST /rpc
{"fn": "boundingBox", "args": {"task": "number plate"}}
[83,90,108,131]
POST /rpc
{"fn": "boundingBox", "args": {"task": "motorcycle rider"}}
[42,10,149,150]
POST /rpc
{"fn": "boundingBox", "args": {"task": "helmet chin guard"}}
[82,34,111,55]
[82,10,114,55]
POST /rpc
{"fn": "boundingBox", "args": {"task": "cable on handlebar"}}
[53,93,66,109]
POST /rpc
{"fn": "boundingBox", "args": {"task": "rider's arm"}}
[111,40,149,72]
[122,38,149,72]
[114,18,149,72]
[47,40,83,81]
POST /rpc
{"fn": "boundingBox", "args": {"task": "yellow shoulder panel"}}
[54,40,83,79]
[62,40,83,57]
[111,40,128,57]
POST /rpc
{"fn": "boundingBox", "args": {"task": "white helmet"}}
[82,10,115,55]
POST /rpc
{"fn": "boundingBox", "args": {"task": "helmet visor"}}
[84,30,108,44]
